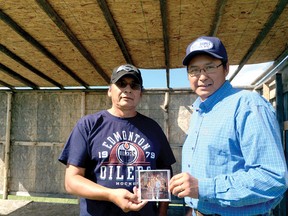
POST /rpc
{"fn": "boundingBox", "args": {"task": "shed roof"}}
[0,0,288,90]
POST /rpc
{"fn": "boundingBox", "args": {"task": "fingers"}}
[169,173,190,197]
[170,183,185,198]
[170,173,183,182]
[123,197,148,212]
[169,173,184,191]
[129,200,148,211]
[170,173,199,199]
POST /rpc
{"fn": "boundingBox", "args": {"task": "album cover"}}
[138,169,171,201]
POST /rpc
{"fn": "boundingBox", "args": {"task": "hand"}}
[169,172,199,199]
[109,187,148,212]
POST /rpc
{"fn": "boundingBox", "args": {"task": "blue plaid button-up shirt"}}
[182,81,288,216]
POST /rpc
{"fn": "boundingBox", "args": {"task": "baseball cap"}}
[111,64,143,87]
[183,36,228,66]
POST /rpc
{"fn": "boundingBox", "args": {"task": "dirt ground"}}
[0,200,189,216]
[0,200,79,216]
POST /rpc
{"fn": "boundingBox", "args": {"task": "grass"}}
[2,195,78,204]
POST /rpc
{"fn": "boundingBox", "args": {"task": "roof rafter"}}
[210,0,228,36]
[0,9,90,89]
[97,0,133,64]
[0,44,64,89]
[253,46,288,87]
[0,63,39,89]
[229,0,288,81]
[160,0,170,88]
[36,0,110,84]
[0,80,14,90]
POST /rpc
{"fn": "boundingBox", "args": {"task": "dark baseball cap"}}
[183,36,228,66]
[111,64,143,87]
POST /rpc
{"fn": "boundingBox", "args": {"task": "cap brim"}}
[111,71,141,84]
[183,51,224,66]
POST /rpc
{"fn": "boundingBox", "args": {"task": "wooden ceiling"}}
[0,0,288,90]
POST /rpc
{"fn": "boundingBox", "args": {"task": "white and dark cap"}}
[111,64,143,87]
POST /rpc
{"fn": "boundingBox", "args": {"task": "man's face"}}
[187,54,229,101]
[108,76,142,111]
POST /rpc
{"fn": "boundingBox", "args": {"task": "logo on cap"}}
[115,64,139,74]
[190,38,213,52]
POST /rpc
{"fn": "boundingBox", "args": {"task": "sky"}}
[140,61,274,89]
[0,62,274,90]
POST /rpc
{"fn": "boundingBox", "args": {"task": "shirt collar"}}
[192,81,233,113]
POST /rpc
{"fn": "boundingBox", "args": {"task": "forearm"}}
[65,174,113,201]
[158,202,169,216]
[199,168,287,207]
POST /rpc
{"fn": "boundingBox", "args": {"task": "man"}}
[59,64,176,216]
[169,36,288,215]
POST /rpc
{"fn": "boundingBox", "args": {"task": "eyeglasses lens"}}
[116,81,141,90]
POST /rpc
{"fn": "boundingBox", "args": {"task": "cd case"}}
[138,169,171,201]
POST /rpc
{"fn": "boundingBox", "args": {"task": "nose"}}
[123,84,132,93]
[198,71,208,81]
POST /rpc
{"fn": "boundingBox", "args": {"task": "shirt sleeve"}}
[198,100,288,207]
[58,118,90,168]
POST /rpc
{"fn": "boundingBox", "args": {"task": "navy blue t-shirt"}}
[59,110,176,216]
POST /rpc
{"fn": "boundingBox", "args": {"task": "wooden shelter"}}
[0,0,287,89]
[0,1,287,215]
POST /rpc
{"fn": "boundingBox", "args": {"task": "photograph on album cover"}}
[138,169,171,201]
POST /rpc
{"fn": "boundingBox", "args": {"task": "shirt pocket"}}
[208,145,229,166]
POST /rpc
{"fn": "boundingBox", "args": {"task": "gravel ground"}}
[0,200,190,216]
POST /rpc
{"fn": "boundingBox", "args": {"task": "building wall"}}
[0,90,195,197]
[1,68,287,198]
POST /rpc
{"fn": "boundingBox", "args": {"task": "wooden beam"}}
[252,47,288,87]
[0,44,64,89]
[81,92,86,117]
[210,0,227,36]
[229,0,288,81]
[262,83,270,101]
[284,121,288,131]
[160,0,170,88]
[97,0,133,65]
[36,0,110,84]
[13,141,64,147]
[3,92,12,199]
[0,80,14,90]
[0,9,90,89]
[0,63,39,89]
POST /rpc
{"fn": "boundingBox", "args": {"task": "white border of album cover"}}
[138,169,171,201]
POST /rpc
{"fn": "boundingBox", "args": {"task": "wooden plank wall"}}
[0,90,194,197]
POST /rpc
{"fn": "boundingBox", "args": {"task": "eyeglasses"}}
[115,80,141,90]
[187,63,223,77]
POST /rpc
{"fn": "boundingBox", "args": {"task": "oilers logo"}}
[100,138,153,185]
[117,142,138,164]
[108,141,148,166]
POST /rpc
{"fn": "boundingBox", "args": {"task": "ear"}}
[107,85,112,97]
[224,62,230,77]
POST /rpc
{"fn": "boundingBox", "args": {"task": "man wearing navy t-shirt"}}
[59,64,176,216]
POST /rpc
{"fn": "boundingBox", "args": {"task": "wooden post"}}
[262,83,270,101]
[275,73,286,216]
[161,91,170,141]
[3,92,12,199]
[81,92,86,117]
